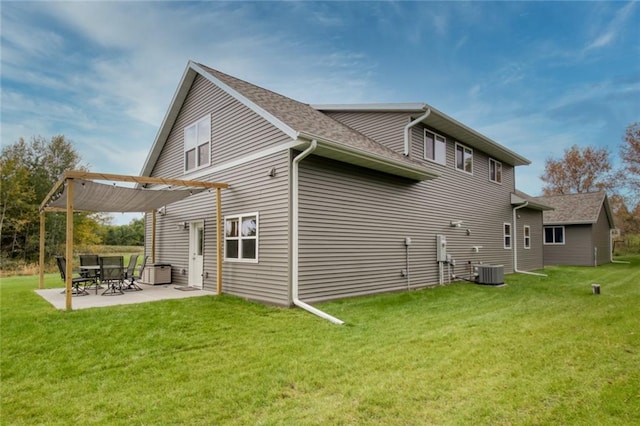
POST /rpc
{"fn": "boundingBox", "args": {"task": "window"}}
[504,223,512,249]
[455,143,473,174]
[523,225,531,249]
[224,213,258,262]
[424,130,447,165]
[184,115,211,172]
[544,226,565,245]
[489,158,502,184]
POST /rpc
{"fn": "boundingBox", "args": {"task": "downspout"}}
[403,109,431,156]
[513,202,547,277]
[292,139,345,325]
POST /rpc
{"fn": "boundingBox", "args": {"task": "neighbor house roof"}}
[140,61,438,182]
[533,192,615,228]
[313,103,531,167]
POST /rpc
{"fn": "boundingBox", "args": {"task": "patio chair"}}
[123,254,143,291]
[79,254,101,294]
[99,256,125,296]
[55,256,91,296]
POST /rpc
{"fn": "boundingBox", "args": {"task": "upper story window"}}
[224,212,259,262]
[455,143,473,174]
[544,226,565,245]
[184,115,211,173]
[424,130,446,165]
[523,225,531,249]
[489,158,502,184]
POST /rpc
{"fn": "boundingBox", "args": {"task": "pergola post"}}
[216,187,222,294]
[65,179,74,311]
[39,211,45,289]
[151,209,157,264]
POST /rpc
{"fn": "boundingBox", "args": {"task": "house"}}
[533,192,615,267]
[139,61,547,311]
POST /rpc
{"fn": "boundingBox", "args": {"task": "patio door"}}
[188,221,204,289]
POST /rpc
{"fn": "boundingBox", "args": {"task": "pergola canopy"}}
[40,170,228,213]
[39,170,228,311]
[45,179,205,213]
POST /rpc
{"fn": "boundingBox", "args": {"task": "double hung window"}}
[184,115,211,172]
[455,143,473,174]
[225,213,258,262]
[504,223,512,249]
[523,225,531,249]
[489,158,502,183]
[424,130,447,165]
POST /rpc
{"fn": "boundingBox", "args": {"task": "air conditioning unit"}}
[476,264,504,285]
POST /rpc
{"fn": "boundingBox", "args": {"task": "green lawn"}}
[2,258,639,425]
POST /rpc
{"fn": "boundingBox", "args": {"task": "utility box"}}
[436,235,447,262]
[142,263,172,285]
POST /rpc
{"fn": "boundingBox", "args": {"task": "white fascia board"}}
[190,62,298,140]
[139,63,198,181]
[298,132,438,181]
[312,103,427,112]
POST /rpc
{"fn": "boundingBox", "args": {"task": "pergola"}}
[39,170,228,310]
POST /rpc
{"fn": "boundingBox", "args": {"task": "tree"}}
[540,145,617,196]
[0,135,94,262]
[620,122,640,202]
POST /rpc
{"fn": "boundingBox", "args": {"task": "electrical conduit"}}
[292,140,345,325]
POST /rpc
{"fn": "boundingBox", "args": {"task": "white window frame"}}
[544,226,565,245]
[455,142,473,174]
[489,158,502,184]
[424,129,447,165]
[523,225,531,250]
[184,114,211,173]
[224,212,259,263]
[503,222,512,249]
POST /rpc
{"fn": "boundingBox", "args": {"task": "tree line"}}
[1,136,144,268]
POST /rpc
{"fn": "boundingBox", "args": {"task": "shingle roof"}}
[533,192,611,225]
[511,189,554,210]
[198,64,426,171]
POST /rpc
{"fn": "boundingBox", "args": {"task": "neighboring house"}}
[533,192,615,267]
[139,60,547,308]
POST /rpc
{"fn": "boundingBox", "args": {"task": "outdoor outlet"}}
[404,237,412,246]
[401,269,407,277]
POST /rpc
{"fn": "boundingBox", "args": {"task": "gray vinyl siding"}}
[325,112,409,153]
[144,74,292,305]
[298,147,517,303]
[516,208,544,271]
[592,207,612,266]
[150,74,288,178]
[543,224,593,266]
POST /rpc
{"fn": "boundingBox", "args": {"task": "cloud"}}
[584,1,638,52]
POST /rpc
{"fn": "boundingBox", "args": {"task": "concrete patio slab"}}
[35,283,214,310]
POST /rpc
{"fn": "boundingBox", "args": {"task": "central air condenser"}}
[476,264,504,285]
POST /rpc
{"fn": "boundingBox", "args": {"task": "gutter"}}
[292,140,345,325]
[512,202,547,277]
[404,109,431,156]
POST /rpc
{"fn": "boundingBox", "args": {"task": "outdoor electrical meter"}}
[436,235,447,262]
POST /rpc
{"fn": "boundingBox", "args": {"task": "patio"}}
[35,283,213,310]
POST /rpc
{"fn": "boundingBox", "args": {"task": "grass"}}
[1,257,639,425]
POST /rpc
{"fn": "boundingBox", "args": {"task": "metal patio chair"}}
[99,256,125,296]
[79,254,101,294]
[123,254,143,291]
[55,256,91,296]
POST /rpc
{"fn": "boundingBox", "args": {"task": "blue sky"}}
[2,1,639,224]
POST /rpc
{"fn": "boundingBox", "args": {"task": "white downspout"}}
[292,140,345,325]
[403,109,431,156]
[513,202,547,277]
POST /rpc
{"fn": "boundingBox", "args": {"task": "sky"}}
[2,1,639,225]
